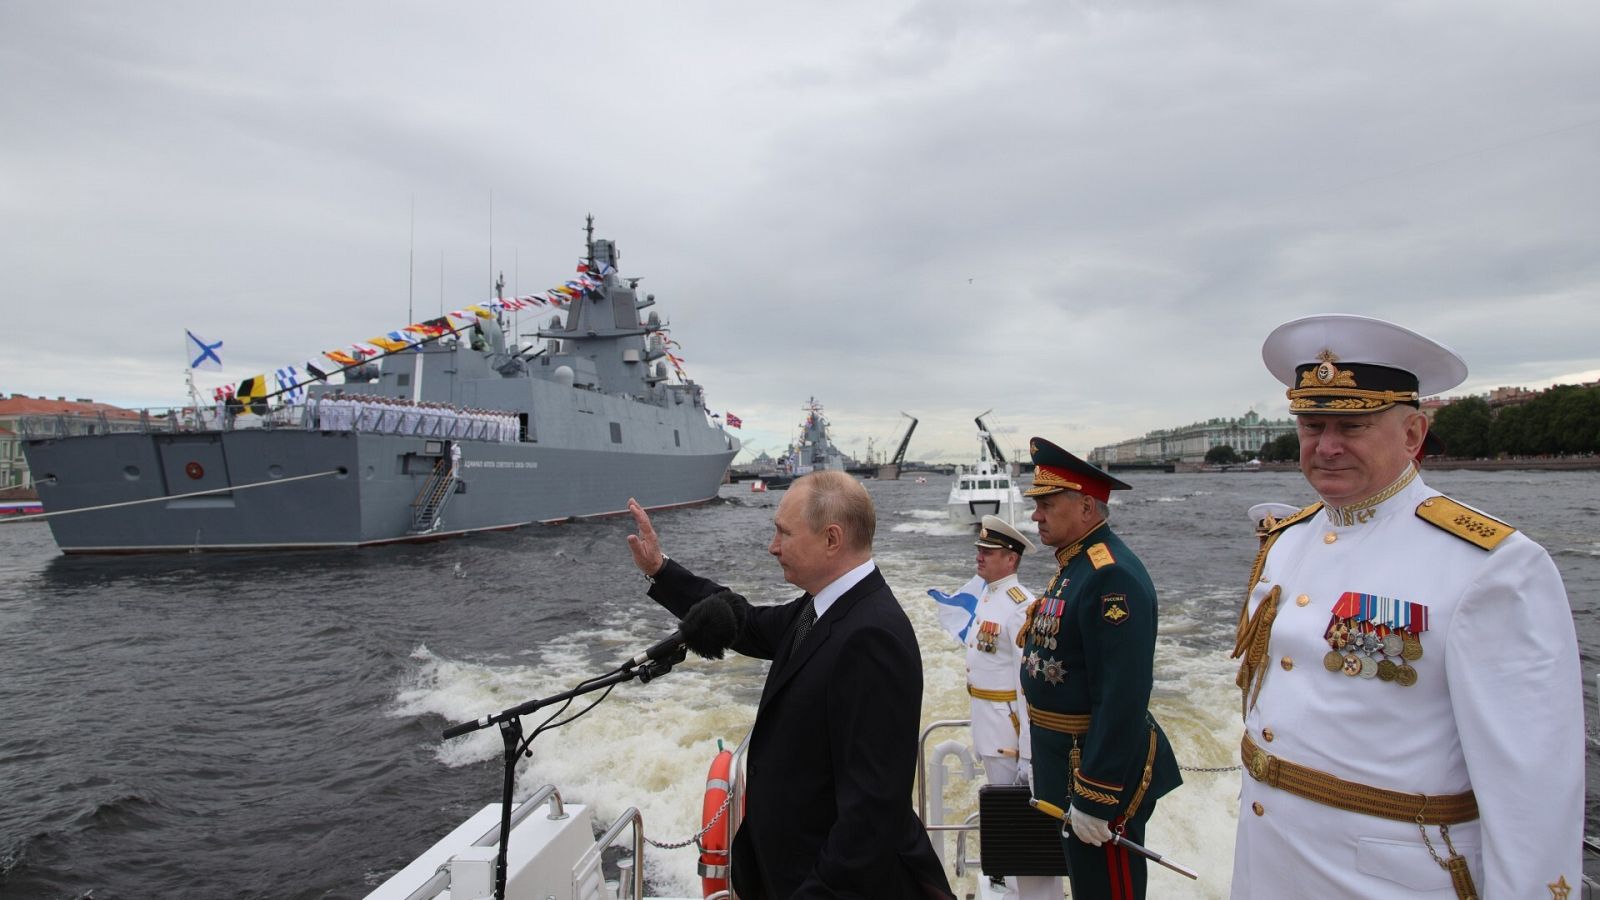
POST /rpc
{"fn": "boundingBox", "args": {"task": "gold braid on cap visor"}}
[1029,469,1083,493]
[1288,354,1419,412]
[1287,387,1420,413]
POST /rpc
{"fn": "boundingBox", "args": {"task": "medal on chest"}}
[974,620,1000,653]
[1023,648,1064,684]
[1029,595,1065,650]
[1321,591,1428,686]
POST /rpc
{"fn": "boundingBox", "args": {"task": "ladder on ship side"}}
[409,456,458,534]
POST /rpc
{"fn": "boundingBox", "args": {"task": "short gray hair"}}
[796,470,875,552]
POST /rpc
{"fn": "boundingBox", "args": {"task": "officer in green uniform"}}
[1019,437,1181,900]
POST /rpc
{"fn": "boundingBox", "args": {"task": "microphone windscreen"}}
[681,590,743,659]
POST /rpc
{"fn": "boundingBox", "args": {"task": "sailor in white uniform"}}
[1231,314,1582,900]
[358,396,381,432]
[399,400,421,436]
[965,515,1060,900]
[327,392,352,431]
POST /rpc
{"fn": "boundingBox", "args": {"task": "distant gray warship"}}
[762,397,847,489]
[22,223,739,553]
[790,396,847,472]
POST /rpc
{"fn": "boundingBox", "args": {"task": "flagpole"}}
[183,333,203,414]
[408,194,415,325]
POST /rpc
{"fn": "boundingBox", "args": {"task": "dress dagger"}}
[1028,798,1199,881]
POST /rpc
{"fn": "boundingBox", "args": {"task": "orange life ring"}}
[184,461,205,480]
[698,748,735,898]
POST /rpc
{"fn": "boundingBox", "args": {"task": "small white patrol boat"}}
[947,414,1024,527]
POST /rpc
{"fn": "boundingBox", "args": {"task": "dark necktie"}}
[789,599,816,656]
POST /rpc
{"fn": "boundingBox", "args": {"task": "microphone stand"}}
[441,647,687,900]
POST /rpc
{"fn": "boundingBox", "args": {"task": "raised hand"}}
[625,497,665,577]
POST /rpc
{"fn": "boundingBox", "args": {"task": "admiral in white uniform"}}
[964,515,1061,900]
[1231,314,1583,899]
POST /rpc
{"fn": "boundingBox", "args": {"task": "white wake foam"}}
[392,577,1243,898]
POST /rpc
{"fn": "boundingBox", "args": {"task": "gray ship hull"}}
[23,225,740,554]
[28,423,734,553]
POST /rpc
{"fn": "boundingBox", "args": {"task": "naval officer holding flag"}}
[961,516,1038,791]
[931,519,1055,898]
[961,516,1062,900]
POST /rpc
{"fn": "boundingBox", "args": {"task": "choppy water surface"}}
[1,470,1596,899]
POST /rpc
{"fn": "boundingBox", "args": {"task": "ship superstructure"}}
[21,223,739,553]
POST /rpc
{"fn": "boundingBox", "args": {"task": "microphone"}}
[681,590,744,659]
[627,590,744,667]
[628,631,689,668]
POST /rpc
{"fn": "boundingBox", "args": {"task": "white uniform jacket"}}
[1232,470,1582,898]
[965,574,1036,762]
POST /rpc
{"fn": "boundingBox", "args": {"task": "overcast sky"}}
[3,1,1597,462]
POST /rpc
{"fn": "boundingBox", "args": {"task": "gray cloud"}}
[2,0,1596,460]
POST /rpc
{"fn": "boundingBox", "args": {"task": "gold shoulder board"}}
[1087,543,1115,569]
[1007,586,1028,604]
[1267,501,1324,534]
[1416,495,1515,550]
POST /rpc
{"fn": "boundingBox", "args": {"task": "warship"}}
[762,397,847,489]
[20,222,739,554]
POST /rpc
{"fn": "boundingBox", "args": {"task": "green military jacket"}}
[1019,521,1181,822]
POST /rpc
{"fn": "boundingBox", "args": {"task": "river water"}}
[1,469,1596,899]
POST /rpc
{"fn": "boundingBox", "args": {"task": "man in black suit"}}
[626,471,953,900]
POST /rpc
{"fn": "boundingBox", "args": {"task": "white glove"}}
[1069,805,1113,846]
[1015,758,1033,785]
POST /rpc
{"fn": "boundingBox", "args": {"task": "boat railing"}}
[728,729,753,896]
[474,784,567,847]
[16,403,521,442]
[18,411,156,439]
[915,718,985,877]
[575,805,645,900]
[394,785,567,900]
[949,811,983,881]
[686,729,754,899]
[17,407,297,438]
[569,729,753,900]
[396,866,450,900]
[917,718,970,821]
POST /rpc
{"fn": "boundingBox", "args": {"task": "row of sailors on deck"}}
[310,393,519,442]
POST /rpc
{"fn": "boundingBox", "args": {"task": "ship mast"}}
[495,270,506,330]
